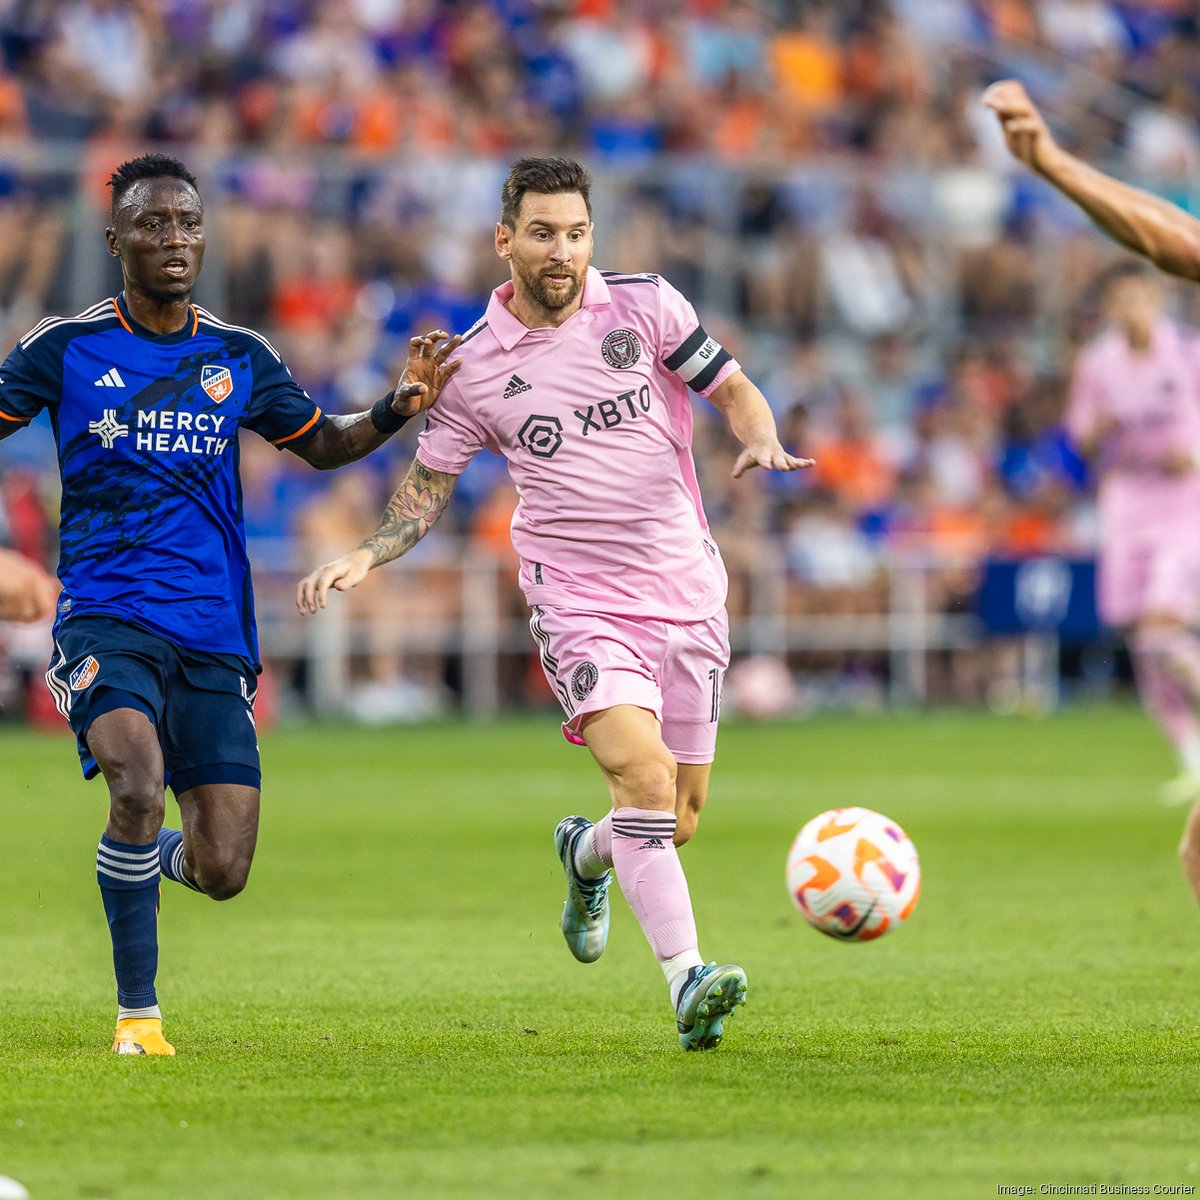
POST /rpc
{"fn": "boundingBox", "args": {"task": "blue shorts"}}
[45,614,261,795]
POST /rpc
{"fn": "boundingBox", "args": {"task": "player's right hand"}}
[982,80,1061,174]
[296,547,374,615]
[392,329,463,418]
[0,550,58,623]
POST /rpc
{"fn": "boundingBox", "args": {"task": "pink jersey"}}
[1066,318,1200,534]
[417,268,740,620]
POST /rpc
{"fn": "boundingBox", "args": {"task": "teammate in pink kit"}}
[296,157,812,1049]
[1066,261,1200,806]
[985,78,1200,906]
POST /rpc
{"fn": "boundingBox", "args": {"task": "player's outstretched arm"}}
[706,370,815,479]
[983,80,1200,282]
[0,549,58,622]
[290,330,463,470]
[296,460,459,614]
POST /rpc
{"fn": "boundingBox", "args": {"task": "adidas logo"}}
[503,374,531,398]
[639,837,666,850]
[94,368,126,388]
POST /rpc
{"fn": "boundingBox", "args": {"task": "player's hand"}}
[982,80,1063,175]
[296,547,374,615]
[391,329,464,418]
[0,550,58,623]
[731,442,815,479]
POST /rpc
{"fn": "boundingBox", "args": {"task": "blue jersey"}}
[0,294,326,664]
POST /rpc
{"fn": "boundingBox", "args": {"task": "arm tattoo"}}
[361,462,456,566]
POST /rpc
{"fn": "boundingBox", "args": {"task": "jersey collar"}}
[113,293,200,343]
[486,267,611,351]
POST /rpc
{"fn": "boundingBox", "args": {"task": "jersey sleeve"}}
[239,339,326,449]
[416,378,484,475]
[655,276,740,397]
[0,336,59,427]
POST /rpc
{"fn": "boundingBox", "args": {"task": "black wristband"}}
[371,393,412,435]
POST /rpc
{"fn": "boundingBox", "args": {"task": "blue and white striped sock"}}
[156,829,202,892]
[96,835,160,1010]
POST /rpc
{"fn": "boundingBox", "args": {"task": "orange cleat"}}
[112,1017,175,1056]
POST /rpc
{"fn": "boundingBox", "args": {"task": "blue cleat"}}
[675,962,748,1051]
[553,816,612,963]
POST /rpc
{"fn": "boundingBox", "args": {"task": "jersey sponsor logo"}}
[88,409,130,448]
[135,408,230,456]
[93,368,126,388]
[200,364,233,403]
[518,414,564,459]
[69,655,100,691]
[503,374,532,398]
[570,661,598,702]
[575,385,651,436]
[601,328,642,370]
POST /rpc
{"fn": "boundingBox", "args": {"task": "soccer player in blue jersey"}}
[0,154,461,1055]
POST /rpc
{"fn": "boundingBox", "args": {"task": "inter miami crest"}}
[571,661,598,702]
[601,328,641,370]
[200,364,233,403]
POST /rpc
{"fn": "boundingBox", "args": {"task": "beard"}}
[512,254,585,313]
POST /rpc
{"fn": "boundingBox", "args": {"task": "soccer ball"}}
[786,807,921,941]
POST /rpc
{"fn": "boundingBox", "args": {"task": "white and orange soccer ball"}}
[787,807,921,941]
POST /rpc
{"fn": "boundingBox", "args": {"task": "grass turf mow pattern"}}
[1,708,1198,1198]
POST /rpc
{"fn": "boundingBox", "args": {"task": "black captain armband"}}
[371,393,413,435]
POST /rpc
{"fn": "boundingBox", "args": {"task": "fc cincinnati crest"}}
[200,364,233,403]
[600,328,641,370]
[69,655,99,691]
[571,661,598,702]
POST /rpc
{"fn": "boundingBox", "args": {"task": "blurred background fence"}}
[4,0,1200,723]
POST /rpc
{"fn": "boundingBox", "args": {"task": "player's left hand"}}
[392,329,463,417]
[731,442,815,479]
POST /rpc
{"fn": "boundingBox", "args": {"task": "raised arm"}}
[295,459,459,614]
[983,80,1200,282]
[289,330,463,470]
[705,369,814,479]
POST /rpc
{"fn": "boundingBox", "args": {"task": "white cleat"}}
[553,816,612,963]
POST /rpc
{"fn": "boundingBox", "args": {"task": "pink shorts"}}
[528,606,730,765]
[1099,531,1200,627]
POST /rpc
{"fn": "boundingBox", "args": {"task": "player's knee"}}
[195,854,252,902]
[615,758,677,811]
[105,767,165,833]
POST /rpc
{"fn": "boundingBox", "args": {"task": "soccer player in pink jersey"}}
[297,157,812,1050]
[1066,260,1200,806]
[985,79,1200,905]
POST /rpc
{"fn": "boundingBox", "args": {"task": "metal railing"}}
[252,543,1006,717]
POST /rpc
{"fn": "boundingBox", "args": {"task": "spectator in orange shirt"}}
[811,390,896,512]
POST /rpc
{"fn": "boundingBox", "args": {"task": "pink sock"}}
[610,807,698,962]
[1134,627,1200,705]
[588,811,613,868]
[1133,646,1200,751]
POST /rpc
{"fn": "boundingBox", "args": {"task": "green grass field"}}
[2,707,1199,1200]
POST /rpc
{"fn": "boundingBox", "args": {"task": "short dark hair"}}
[500,156,592,228]
[108,154,199,218]
[1096,257,1159,296]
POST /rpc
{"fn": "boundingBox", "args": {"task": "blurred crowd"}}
[4,0,1200,712]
